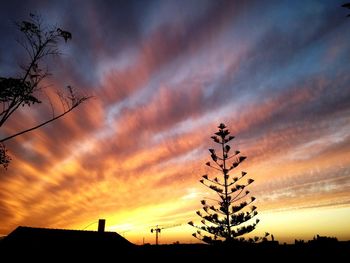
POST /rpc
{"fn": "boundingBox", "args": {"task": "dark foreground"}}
[1,227,349,261]
[1,240,349,262]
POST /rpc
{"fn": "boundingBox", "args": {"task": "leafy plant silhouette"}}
[189,123,267,244]
[0,13,90,169]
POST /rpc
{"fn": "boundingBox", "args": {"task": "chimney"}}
[98,219,105,233]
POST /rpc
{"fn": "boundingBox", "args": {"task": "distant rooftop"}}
[3,226,134,249]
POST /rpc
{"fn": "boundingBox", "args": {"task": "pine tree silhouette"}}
[189,123,267,244]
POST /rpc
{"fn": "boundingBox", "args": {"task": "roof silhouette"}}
[1,226,136,261]
[3,226,134,250]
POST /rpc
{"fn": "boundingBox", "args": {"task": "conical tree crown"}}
[189,123,261,244]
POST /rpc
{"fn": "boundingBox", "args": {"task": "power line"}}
[81,221,98,230]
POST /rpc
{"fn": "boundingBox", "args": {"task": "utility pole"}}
[150,225,161,245]
[150,224,181,245]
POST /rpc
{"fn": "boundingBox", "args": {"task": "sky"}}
[0,0,350,244]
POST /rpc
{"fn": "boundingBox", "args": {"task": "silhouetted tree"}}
[342,3,350,17]
[189,123,267,244]
[0,14,90,169]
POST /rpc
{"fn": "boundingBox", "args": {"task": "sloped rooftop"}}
[3,226,134,248]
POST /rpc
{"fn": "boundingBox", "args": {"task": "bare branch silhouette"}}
[0,14,91,169]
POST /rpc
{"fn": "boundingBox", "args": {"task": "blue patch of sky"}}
[95,47,140,85]
[139,0,214,37]
[158,147,206,169]
[150,101,244,146]
[220,30,343,106]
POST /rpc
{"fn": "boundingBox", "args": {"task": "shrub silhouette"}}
[189,123,266,244]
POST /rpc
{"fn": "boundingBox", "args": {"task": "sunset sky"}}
[1,0,350,244]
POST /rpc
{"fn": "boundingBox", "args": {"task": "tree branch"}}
[0,96,91,143]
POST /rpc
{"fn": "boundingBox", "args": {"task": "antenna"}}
[150,224,181,245]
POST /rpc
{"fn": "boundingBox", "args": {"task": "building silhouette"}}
[0,219,135,261]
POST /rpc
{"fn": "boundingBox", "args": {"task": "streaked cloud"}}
[0,0,349,243]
